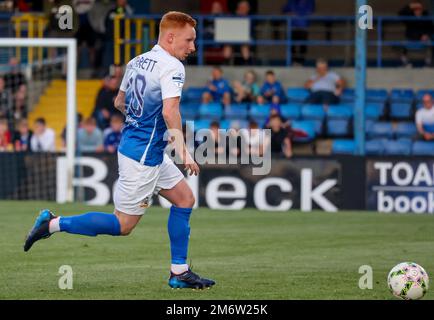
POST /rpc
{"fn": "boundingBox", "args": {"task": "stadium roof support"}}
[355,0,367,155]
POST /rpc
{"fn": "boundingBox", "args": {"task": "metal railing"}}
[113,14,434,67]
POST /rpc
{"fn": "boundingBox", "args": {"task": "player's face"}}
[173,25,196,60]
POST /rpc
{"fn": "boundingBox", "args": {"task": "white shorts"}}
[114,152,184,215]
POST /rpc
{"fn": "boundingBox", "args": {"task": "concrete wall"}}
[185,66,434,90]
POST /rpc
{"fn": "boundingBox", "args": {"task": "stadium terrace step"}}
[28,79,102,150]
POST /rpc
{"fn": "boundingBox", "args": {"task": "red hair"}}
[159,11,197,33]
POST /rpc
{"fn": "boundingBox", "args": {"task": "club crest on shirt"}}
[139,196,151,208]
[172,72,185,88]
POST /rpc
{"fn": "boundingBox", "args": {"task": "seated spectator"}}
[232,70,260,103]
[13,118,32,152]
[260,70,287,103]
[0,117,11,151]
[13,84,27,121]
[77,117,104,152]
[30,118,56,152]
[304,58,344,105]
[0,77,12,119]
[203,66,232,104]
[61,113,84,148]
[104,113,123,153]
[415,94,434,140]
[398,1,433,67]
[264,99,287,129]
[241,120,269,157]
[93,75,121,129]
[3,57,26,94]
[103,0,134,69]
[269,114,292,158]
[255,95,268,106]
[209,121,225,158]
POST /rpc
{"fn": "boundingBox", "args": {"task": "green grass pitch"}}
[1,200,434,300]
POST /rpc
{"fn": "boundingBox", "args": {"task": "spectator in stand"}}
[0,117,11,151]
[260,70,287,104]
[282,0,315,66]
[223,0,254,65]
[202,66,232,104]
[304,58,345,105]
[111,64,124,82]
[210,121,225,157]
[269,114,292,158]
[398,1,433,67]
[255,95,268,106]
[77,117,104,153]
[61,113,84,148]
[104,113,123,153]
[93,75,122,129]
[263,96,285,128]
[0,77,12,119]
[103,0,134,69]
[13,84,27,121]
[241,120,269,157]
[73,0,98,71]
[232,70,260,103]
[415,93,434,141]
[13,118,32,152]
[3,57,26,94]
[30,118,56,152]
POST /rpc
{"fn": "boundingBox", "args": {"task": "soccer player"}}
[23,11,215,290]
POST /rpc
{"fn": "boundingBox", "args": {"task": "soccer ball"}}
[387,262,429,300]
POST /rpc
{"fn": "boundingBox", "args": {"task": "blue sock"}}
[167,206,192,264]
[59,212,121,237]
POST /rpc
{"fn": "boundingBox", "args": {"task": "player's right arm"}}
[114,90,126,115]
[162,97,199,176]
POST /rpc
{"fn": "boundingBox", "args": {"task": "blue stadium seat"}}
[280,103,301,120]
[389,102,413,119]
[412,141,434,156]
[365,139,386,155]
[365,103,385,120]
[291,120,316,142]
[312,120,324,135]
[366,122,394,139]
[192,119,211,132]
[416,89,434,102]
[301,104,325,120]
[327,119,350,136]
[219,119,231,130]
[180,103,198,121]
[286,88,309,102]
[390,89,414,103]
[341,88,355,103]
[366,89,389,103]
[394,122,417,139]
[327,105,353,119]
[229,119,249,129]
[365,120,375,132]
[199,103,223,120]
[224,104,249,120]
[384,139,412,155]
[249,104,271,120]
[331,139,355,154]
[183,87,207,103]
